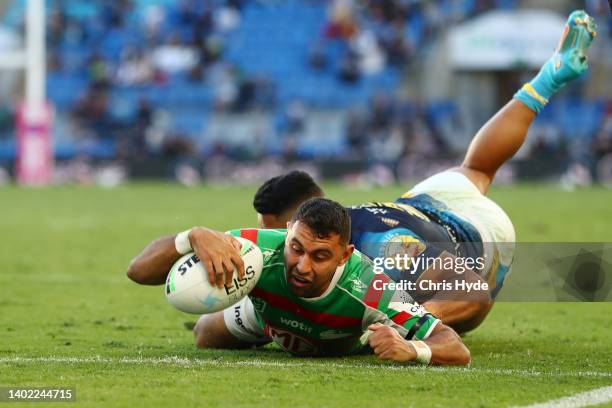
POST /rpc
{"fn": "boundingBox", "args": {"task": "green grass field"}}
[1,183,611,407]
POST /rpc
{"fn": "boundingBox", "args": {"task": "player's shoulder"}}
[229,228,286,251]
[337,250,380,297]
[348,201,430,222]
[227,228,287,267]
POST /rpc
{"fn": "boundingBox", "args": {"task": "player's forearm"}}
[424,323,471,366]
[462,100,536,187]
[127,236,181,285]
[423,300,491,334]
[418,259,492,330]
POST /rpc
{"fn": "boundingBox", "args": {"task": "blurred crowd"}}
[34,0,522,158]
[1,0,612,184]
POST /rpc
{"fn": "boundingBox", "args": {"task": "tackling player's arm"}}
[418,251,492,333]
[127,227,245,287]
[127,235,179,285]
[368,321,469,365]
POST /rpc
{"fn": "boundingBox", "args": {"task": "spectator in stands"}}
[308,41,328,71]
[338,49,361,83]
[345,107,368,158]
[116,47,154,85]
[592,101,612,159]
[351,29,385,75]
[144,4,167,41]
[212,63,239,111]
[368,93,394,133]
[325,0,358,40]
[234,77,257,112]
[378,17,412,66]
[280,100,307,139]
[173,0,198,27]
[151,33,199,75]
[86,53,112,89]
[214,3,241,33]
[71,86,112,140]
[101,0,133,28]
[120,99,154,160]
[47,9,68,47]
[197,34,224,66]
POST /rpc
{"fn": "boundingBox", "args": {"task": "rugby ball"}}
[165,236,263,314]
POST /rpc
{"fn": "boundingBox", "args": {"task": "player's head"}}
[253,171,324,229]
[284,197,354,298]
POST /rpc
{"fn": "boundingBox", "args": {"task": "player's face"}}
[283,221,354,298]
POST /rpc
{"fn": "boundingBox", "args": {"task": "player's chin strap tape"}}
[404,313,432,340]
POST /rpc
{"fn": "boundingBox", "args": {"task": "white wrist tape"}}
[174,229,192,255]
[409,340,432,365]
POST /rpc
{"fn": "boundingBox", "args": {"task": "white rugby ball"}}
[165,236,263,314]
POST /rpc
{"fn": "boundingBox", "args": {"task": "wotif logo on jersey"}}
[280,317,313,333]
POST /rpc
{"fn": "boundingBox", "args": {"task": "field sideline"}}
[1,183,611,407]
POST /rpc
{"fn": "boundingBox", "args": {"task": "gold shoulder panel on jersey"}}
[385,202,430,222]
[352,201,430,222]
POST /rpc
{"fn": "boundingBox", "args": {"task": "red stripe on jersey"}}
[251,287,361,328]
[240,228,259,244]
[364,274,390,309]
[391,311,412,326]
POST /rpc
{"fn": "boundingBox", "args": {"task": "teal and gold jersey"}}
[348,198,484,283]
[228,228,440,357]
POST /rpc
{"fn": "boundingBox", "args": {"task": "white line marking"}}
[515,386,612,408]
[1,356,611,379]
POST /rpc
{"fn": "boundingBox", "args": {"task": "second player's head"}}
[283,198,354,298]
[253,171,324,229]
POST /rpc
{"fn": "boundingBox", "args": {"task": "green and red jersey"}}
[228,228,440,356]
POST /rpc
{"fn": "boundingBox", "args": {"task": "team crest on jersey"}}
[261,249,277,262]
[382,235,426,272]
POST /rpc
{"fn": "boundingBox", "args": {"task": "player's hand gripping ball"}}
[165,237,263,314]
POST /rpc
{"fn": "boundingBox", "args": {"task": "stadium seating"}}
[1,0,608,161]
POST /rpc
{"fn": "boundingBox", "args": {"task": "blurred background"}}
[0,0,611,187]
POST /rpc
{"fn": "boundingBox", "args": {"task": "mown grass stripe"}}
[514,386,612,408]
[1,356,610,379]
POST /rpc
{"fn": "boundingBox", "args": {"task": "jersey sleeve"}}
[343,253,440,340]
[226,228,287,251]
[379,291,440,340]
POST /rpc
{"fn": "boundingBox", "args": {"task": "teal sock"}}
[514,10,597,113]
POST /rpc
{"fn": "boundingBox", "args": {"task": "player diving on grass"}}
[129,198,471,365]
[246,11,598,334]
[127,11,597,359]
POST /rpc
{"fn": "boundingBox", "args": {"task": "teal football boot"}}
[514,10,597,113]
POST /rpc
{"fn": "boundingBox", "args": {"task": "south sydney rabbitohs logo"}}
[261,249,276,262]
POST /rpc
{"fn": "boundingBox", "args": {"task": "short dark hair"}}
[253,171,323,216]
[291,198,351,244]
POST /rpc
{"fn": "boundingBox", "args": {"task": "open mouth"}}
[289,273,311,288]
